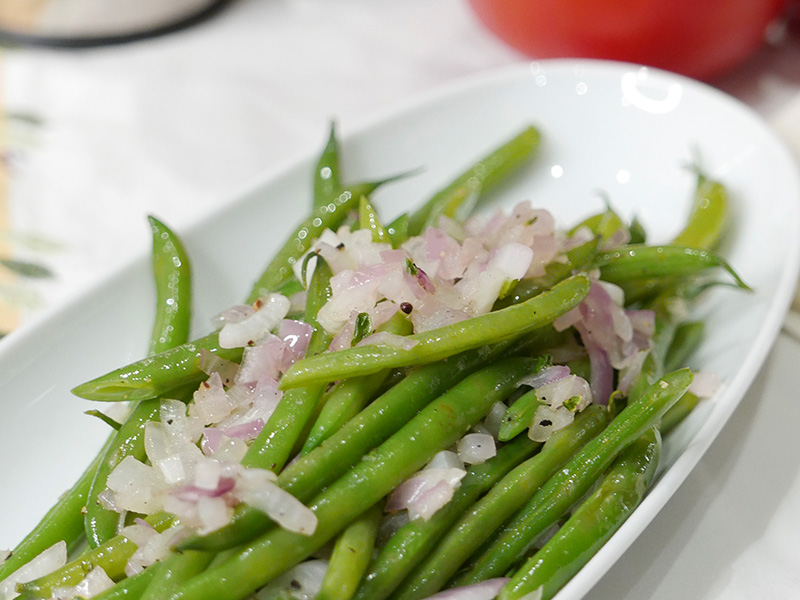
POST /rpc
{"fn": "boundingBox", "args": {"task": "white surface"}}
[3,2,800,598]
[2,61,800,600]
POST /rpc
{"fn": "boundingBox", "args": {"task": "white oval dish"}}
[1,60,798,598]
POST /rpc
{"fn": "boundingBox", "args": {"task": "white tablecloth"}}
[3,1,800,598]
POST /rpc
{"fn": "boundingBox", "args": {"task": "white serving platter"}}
[1,60,798,599]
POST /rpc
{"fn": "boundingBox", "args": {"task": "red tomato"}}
[467,0,787,80]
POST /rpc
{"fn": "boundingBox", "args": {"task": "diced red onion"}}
[97,488,119,512]
[627,309,656,338]
[426,450,464,471]
[409,479,457,521]
[386,466,466,520]
[519,365,570,389]
[201,427,224,456]
[617,349,648,395]
[456,433,496,465]
[236,469,318,535]
[211,304,254,330]
[254,560,329,600]
[107,456,166,514]
[199,349,240,388]
[534,374,593,412]
[563,225,595,250]
[0,541,67,599]
[579,328,614,405]
[553,305,582,332]
[119,522,156,547]
[689,370,722,398]
[210,435,248,463]
[175,477,236,502]
[191,372,232,425]
[60,566,115,600]
[483,401,507,439]
[420,578,509,600]
[193,457,222,490]
[415,267,436,294]
[279,319,313,361]
[601,226,631,250]
[235,335,290,385]
[222,419,265,441]
[161,398,203,443]
[488,242,533,281]
[318,269,386,335]
[218,294,290,348]
[528,405,575,442]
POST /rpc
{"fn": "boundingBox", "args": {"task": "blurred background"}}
[0,2,800,597]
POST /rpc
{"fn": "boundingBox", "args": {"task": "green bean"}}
[594,245,750,290]
[672,175,728,252]
[300,372,386,454]
[84,399,161,547]
[407,126,541,236]
[180,338,522,552]
[18,513,175,598]
[664,320,704,373]
[354,433,543,600]
[386,213,409,249]
[351,313,373,347]
[91,567,158,600]
[168,357,541,600]
[241,256,333,473]
[392,405,609,600]
[499,428,661,600]
[301,312,413,455]
[72,129,533,404]
[147,216,192,356]
[247,176,408,303]
[314,122,342,211]
[453,369,691,586]
[73,171,416,405]
[140,550,215,600]
[625,293,683,403]
[493,238,598,310]
[359,196,391,244]
[85,218,193,546]
[71,333,242,402]
[497,388,542,442]
[628,216,647,245]
[2,217,193,568]
[0,436,114,582]
[568,205,626,246]
[317,504,383,600]
[566,355,591,383]
[656,321,705,433]
[617,176,729,304]
[660,391,700,435]
[279,275,590,389]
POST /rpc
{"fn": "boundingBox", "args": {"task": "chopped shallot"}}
[689,370,722,398]
[420,578,510,600]
[387,451,467,520]
[52,566,115,600]
[456,433,496,465]
[218,293,290,348]
[254,560,329,600]
[0,541,66,600]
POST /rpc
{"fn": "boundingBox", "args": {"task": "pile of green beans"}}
[2,123,746,600]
